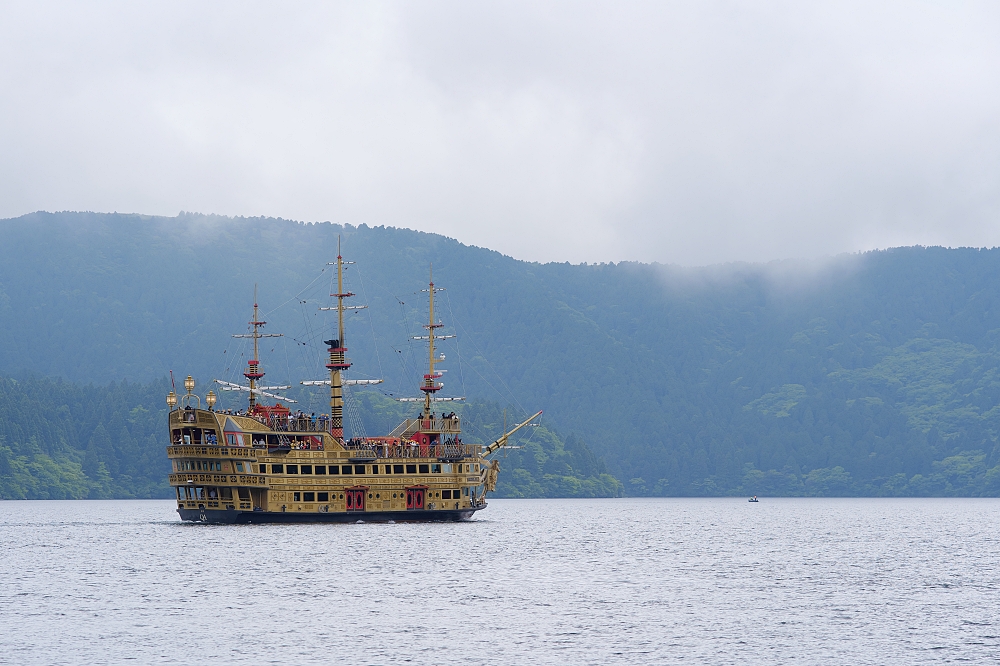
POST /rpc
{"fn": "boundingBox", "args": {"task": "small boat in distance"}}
[748,496,759,502]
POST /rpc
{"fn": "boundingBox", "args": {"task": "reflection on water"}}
[1,498,999,664]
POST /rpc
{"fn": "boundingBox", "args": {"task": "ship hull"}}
[177,505,484,524]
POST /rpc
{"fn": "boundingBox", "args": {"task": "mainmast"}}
[300,237,382,440]
[325,238,352,441]
[419,266,447,417]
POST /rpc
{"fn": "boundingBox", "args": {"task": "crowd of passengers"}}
[416,412,458,420]
[252,436,324,450]
[212,408,329,431]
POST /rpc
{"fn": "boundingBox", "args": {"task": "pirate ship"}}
[166,245,540,523]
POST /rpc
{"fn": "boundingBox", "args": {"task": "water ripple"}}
[1,498,999,664]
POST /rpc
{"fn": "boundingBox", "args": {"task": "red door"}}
[346,488,366,511]
[405,487,426,510]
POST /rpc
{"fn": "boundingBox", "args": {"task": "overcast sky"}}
[2,1,999,265]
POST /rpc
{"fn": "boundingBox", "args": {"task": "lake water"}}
[1,498,999,664]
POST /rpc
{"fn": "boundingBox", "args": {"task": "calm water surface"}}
[1,498,999,664]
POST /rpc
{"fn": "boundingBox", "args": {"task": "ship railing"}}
[344,439,482,459]
[167,445,259,458]
[241,414,331,433]
[388,418,461,438]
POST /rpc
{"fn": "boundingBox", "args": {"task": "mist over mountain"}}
[3,211,1000,497]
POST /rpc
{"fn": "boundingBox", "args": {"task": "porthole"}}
[368,493,373,499]
[376,493,380,499]
[339,494,344,500]
[392,493,397,499]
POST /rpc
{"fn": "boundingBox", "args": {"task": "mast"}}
[299,237,381,436]
[244,285,265,411]
[325,237,352,441]
[222,286,291,411]
[420,266,444,417]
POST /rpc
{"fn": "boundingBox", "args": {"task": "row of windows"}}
[176,460,479,476]
[176,460,249,473]
[261,463,480,475]
[289,488,468,502]
[178,460,222,472]
[176,485,471,503]
[177,486,250,501]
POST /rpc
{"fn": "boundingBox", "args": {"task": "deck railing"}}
[344,440,482,460]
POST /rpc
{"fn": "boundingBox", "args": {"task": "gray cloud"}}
[1,1,998,264]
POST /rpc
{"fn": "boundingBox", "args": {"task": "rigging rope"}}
[354,263,385,382]
[444,289,469,401]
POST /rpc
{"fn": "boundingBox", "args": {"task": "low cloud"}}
[2,1,999,265]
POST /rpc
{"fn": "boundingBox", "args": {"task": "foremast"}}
[230,285,285,412]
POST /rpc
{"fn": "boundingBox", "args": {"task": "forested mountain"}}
[3,211,1000,497]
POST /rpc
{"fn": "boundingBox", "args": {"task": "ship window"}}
[287,465,298,474]
[463,487,469,496]
[443,464,452,473]
[406,464,417,474]
[393,464,404,474]
[318,492,329,502]
[235,462,244,473]
[341,466,352,475]
[195,461,201,471]
[354,465,366,474]
[315,466,326,475]
[431,464,441,473]
[293,492,301,502]
[475,465,480,472]
[371,464,380,474]
[303,492,315,502]
[329,465,339,475]
[339,494,344,500]
[238,488,250,500]
[195,487,204,499]
[176,487,184,500]
[418,464,429,474]
[442,490,452,499]
[301,465,312,475]
[392,493,397,499]
[272,464,283,474]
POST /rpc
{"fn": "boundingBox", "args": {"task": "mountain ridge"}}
[3,211,1000,496]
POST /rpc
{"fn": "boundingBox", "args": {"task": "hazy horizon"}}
[9,208,999,271]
